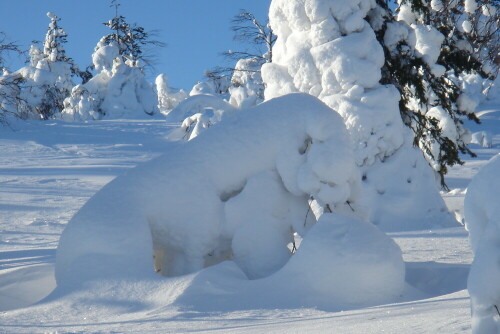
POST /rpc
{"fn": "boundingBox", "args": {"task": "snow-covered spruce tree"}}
[262,0,454,231]
[459,0,499,78]
[12,13,78,120]
[100,0,164,69]
[62,1,161,120]
[369,0,492,186]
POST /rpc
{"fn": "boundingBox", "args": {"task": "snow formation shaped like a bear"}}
[55,94,361,283]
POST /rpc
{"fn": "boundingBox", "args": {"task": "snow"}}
[464,0,478,14]
[465,154,500,333]
[0,101,498,332]
[0,0,499,329]
[164,93,236,141]
[155,73,188,114]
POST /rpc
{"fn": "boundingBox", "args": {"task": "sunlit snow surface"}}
[0,103,498,333]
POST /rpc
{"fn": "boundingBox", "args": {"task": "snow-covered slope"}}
[0,102,498,333]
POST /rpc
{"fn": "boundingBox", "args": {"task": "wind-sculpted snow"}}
[465,154,500,333]
[262,0,454,231]
[56,94,362,284]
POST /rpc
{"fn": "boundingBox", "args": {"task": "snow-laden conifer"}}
[370,0,494,185]
[12,13,76,120]
[62,1,161,120]
[262,0,453,230]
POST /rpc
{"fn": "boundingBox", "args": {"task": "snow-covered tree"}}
[0,70,26,123]
[0,32,22,72]
[0,32,24,124]
[12,12,77,120]
[228,57,265,108]
[224,10,276,65]
[62,2,161,120]
[262,0,453,231]
[62,43,158,120]
[99,0,164,69]
[207,10,276,108]
[203,71,231,96]
[369,0,493,185]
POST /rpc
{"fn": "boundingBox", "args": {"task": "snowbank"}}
[56,93,361,284]
[465,154,500,333]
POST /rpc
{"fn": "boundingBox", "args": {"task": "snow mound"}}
[275,213,405,307]
[56,93,360,285]
[176,213,404,312]
[465,154,500,333]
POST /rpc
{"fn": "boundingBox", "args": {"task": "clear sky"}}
[1,0,271,91]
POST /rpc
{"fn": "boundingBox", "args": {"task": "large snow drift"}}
[465,154,500,333]
[56,94,365,285]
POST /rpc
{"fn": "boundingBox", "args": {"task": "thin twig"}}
[304,196,313,227]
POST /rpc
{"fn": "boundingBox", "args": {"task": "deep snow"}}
[0,102,498,333]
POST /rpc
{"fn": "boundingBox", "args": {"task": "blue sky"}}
[1,1,271,90]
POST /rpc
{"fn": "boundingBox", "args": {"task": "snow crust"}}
[56,94,361,283]
[262,0,453,231]
[465,154,500,333]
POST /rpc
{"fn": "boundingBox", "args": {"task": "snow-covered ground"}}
[0,102,498,333]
